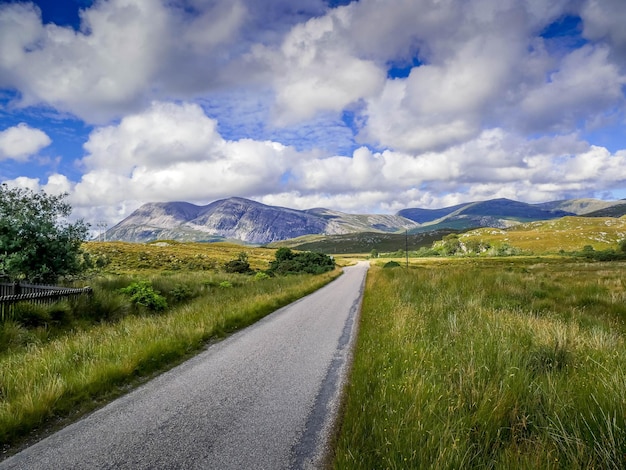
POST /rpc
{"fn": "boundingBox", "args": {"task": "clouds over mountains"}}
[0,0,625,225]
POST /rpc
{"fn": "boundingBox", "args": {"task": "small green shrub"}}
[223,252,253,274]
[254,272,270,281]
[219,281,233,289]
[169,284,193,303]
[120,281,168,312]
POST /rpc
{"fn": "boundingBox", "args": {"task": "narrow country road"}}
[1,261,369,470]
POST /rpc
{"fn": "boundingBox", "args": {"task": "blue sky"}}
[0,0,625,229]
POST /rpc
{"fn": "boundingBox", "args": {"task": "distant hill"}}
[269,230,458,254]
[583,202,626,218]
[105,196,626,245]
[399,198,573,232]
[533,198,625,215]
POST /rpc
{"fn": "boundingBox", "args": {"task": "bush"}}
[383,261,401,268]
[169,284,193,303]
[223,252,253,274]
[120,281,168,312]
[268,248,335,275]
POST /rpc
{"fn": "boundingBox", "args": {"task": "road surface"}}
[1,261,369,470]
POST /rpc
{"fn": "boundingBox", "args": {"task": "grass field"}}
[83,240,277,274]
[334,258,626,469]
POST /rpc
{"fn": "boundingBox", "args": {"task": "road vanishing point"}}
[1,261,369,470]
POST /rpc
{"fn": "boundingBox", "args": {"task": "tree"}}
[0,185,89,283]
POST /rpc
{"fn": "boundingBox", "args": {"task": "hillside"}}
[400,198,573,232]
[533,198,625,215]
[459,216,626,253]
[583,202,626,218]
[270,230,458,254]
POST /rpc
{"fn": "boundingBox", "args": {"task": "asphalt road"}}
[1,261,369,470]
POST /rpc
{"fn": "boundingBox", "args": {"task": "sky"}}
[1,0,626,231]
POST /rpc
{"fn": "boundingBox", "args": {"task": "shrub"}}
[268,248,335,275]
[120,281,168,312]
[383,261,401,268]
[169,284,193,303]
[223,252,253,274]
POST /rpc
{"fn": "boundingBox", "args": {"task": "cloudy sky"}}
[1,0,626,229]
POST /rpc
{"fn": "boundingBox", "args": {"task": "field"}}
[83,240,278,273]
[333,258,626,468]
[0,241,340,452]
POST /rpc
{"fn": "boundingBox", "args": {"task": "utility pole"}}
[405,229,409,268]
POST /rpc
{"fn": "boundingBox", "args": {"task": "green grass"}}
[334,259,626,469]
[0,268,340,451]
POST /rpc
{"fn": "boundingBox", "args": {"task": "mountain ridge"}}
[104,196,626,244]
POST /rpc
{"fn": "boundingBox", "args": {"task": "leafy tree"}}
[0,185,89,283]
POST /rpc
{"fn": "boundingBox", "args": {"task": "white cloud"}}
[0,0,250,122]
[254,8,386,125]
[519,45,625,132]
[0,123,51,161]
[581,0,626,63]
[0,0,170,122]
[72,101,300,220]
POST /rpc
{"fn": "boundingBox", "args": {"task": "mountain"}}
[106,197,421,244]
[398,198,574,232]
[583,201,626,218]
[397,203,469,224]
[533,198,625,215]
[105,196,625,245]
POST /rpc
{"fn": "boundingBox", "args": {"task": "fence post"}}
[12,282,21,295]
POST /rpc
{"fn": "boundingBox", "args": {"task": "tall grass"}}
[334,259,626,469]
[0,270,339,450]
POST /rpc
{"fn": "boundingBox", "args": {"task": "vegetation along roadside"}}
[0,240,339,455]
[333,258,626,469]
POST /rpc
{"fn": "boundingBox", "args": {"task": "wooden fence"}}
[0,282,93,321]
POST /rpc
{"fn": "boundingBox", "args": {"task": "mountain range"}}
[104,197,626,244]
